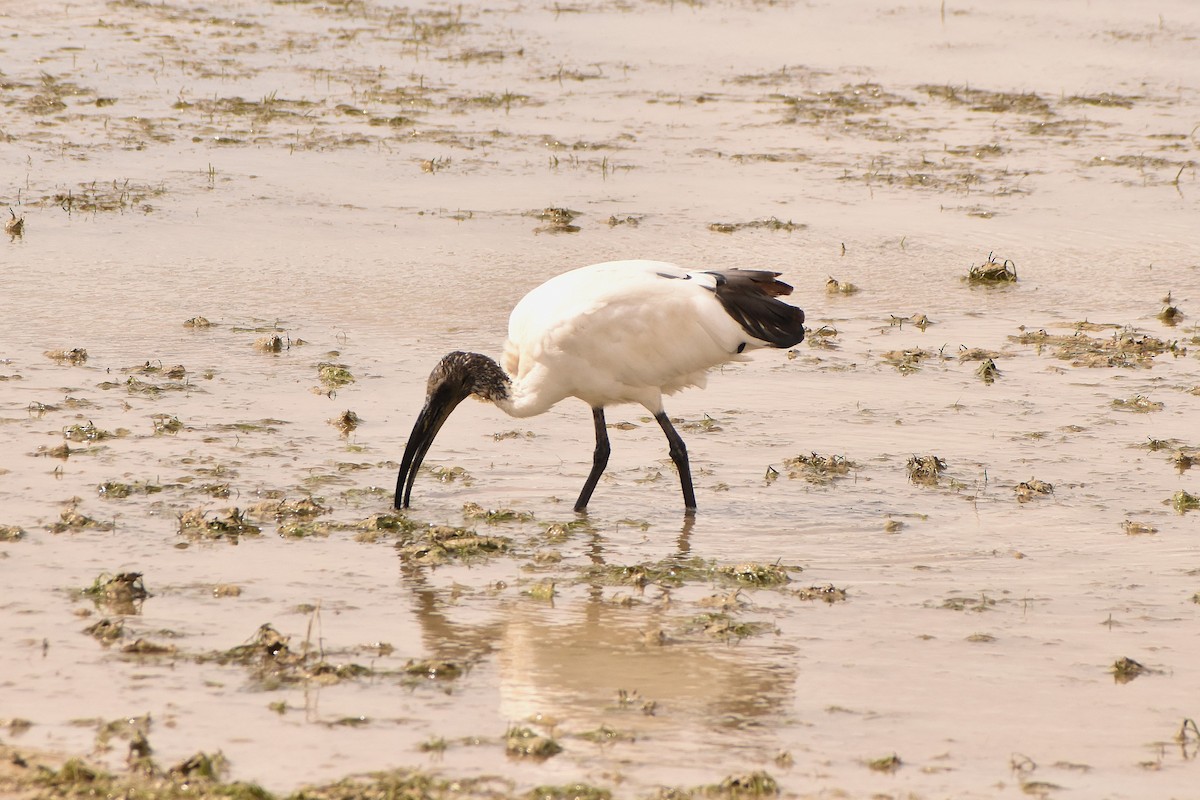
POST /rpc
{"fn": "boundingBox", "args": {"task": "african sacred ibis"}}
[394,259,805,513]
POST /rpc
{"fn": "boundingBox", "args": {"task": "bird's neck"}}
[449,351,555,419]
[492,377,556,419]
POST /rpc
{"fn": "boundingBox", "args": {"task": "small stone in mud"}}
[213,584,242,597]
[1122,520,1157,535]
[183,316,212,328]
[883,519,904,533]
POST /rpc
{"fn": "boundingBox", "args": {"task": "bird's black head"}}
[426,351,511,405]
[395,352,510,510]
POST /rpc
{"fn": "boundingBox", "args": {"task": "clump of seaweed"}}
[255,334,288,353]
[317,362,355,388]
[352,513,423,543]
[395,525,510,565]
[209,623,371,687]
[1111,656,1151,684]
[1011,324,1181,368]
[825,276,859,295]
[505,725,562,758]
[1157,304,1183,326]
[1015,478,1053,503]
[708,217,805,233]
[6,208,25,238]
[330,410,360,435]
[152,414,184,435]
[1112,395,1163,413]
[0,524,26,541]
[792,584,848,603]
[882,348,934,374]
[975,358,1001,384]
[80,572,148,615]
[63,421,116,442]
[50,505,115,534]
[867,753,903,773]
[907,454,947,485]
[530,784,611,800]
[532,207,579,234]
[84,617,125,645]
[403,659,464,681]
[1171,490,1199,513]
[692,612,776,641]
[782,452,857,484]
[918,84,1051,115]
[716,562,794,587]
[462,502,534,523]
[966,253,1017,284]
[45,348,89,365]
[711,771,780,797]
[177,507,262,542]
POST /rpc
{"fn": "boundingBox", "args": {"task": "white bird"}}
[395,259,805,514]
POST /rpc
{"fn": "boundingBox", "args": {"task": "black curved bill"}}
[394,393,460,509]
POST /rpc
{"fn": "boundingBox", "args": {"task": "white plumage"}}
[395,259,806,514]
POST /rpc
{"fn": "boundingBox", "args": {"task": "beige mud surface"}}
[1,0,1199,798]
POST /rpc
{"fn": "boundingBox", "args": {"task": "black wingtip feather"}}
[707,269,806,348]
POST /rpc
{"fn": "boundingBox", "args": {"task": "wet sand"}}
[1,0,1198,797]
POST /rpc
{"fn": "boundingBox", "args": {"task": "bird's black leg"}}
[655,411,697,513]
[574,407,611,512]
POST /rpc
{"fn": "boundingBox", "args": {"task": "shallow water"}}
[2,0,1199,797]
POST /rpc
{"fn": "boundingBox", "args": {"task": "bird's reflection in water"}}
[400,515,794,746]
